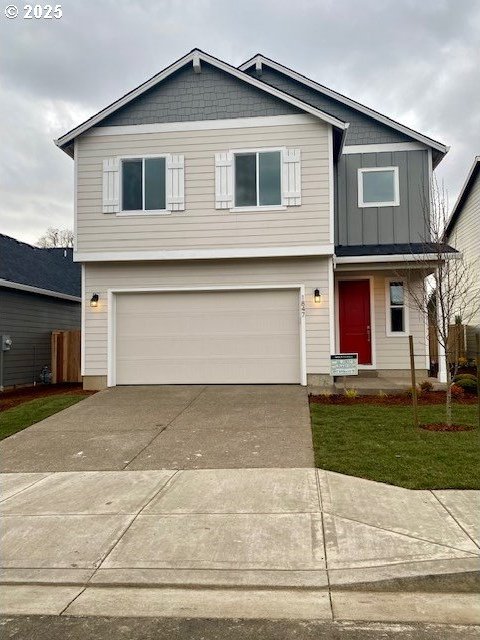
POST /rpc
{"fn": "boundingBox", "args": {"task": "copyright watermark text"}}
[5,4,62,19]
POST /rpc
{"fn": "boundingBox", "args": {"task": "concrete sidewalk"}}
[1,468,479,623]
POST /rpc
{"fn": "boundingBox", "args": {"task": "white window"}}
[234,150,282,208]
[121,156,167,212]
[385,280,408,336]
[358,167,400,208]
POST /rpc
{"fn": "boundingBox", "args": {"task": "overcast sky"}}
[1,0,479,245]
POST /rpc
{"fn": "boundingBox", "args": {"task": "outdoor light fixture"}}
[90,293,99,308]
[314,289,321,303]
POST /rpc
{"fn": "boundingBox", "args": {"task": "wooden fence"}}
[51,330,81,383]
[428,323,467,366]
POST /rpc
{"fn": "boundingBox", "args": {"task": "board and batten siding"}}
[83,257,331,378]
[336,150,430,246]
[75,118,332,255]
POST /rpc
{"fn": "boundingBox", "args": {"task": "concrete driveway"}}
[0,385,314,472]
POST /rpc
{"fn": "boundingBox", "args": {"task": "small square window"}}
[359,167,399,208]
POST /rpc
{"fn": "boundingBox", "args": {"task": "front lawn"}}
[0,394,87,441]
[310,402,479,489]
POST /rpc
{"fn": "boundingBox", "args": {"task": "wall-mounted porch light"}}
[90,293,99,308]
[314,289,322,304]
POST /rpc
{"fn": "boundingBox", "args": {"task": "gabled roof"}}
[55,49,348,155]
[239,54,449,163]
[445,156,480,238]
[0,234,81,299]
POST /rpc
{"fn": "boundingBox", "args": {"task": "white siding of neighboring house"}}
[75,117,332,256]
[448,172,480,352]
[83,257,332,380]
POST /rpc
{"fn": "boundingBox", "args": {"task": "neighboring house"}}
[0,235,81,389]
[55,49,452,390]
[445,157,480,357]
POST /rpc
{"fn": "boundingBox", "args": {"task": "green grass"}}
[310,403,480,489]
[0,394,86,441]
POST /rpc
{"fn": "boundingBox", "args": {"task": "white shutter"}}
[215,152,233,209]
[282,149,301,206]
[166,154,185,211]
[102,158,120,213]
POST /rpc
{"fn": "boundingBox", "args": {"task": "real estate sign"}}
[330,354,358,376]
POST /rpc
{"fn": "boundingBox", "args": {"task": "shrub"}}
[458,356,468,367]
[344,388,358,399]
[378,390,389,398]
[455,378,478,395]
[405,386,422,398]
[420,380,434,393]
[453,373,477,383]
[450,384,465,399]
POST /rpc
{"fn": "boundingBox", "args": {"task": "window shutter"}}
[281,149,301,206]
[166,154,185,211]
[102,158,120,213]
[215,152,233,209]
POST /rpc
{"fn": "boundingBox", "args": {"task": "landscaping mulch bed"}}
[0,383,94,411]
[420,422,475,432]
[309,391,478,406]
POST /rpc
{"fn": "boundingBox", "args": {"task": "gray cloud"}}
[1,0,479,243]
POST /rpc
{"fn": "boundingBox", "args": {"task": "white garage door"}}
[114,289,301,384]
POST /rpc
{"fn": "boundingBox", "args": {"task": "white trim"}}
[87,114,318,138]
[384,278,409,337]
[73,139,78,251]
[231,147,283,210]
[335,252,457,265]
[239,55,448,155]
[343,142,426,154]
[107,284,307,387]
[328,126,334,244]
[427,148,433,220]
[328,257,335,355]
[0,279,81,302]
[55,50,347,150]
[74,244,335,263]
[81,264,85,376]
[335,275,376,369]
[358,166,400,208]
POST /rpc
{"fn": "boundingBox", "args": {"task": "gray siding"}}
[248,67,411,145]
[335,150,429,246]
[0,289,80,387]
[100,63,301,127]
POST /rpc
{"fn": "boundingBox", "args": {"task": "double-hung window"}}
[386,280,408,335]
[358,167,399,208]
[122,157,166,212]
[234,150,282,208]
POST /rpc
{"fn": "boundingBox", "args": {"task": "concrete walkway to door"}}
[0,385,314,472]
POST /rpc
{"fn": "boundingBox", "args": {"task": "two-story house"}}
[55,49,450,390]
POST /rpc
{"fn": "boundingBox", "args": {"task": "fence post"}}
[409,335,419,428]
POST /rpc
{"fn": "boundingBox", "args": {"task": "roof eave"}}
[55,49,348,153]
[239,54,449,158]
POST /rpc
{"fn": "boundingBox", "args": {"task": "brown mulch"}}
[0,384,95,411]
[420,423,475,432]
[309,391,478,406]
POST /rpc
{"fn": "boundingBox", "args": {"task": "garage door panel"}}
[115,290,301,384]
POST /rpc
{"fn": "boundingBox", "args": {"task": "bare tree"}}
[37,227,74,248]
[397,178,480,426]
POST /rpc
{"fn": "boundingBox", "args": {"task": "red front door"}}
[338,280,372,365]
